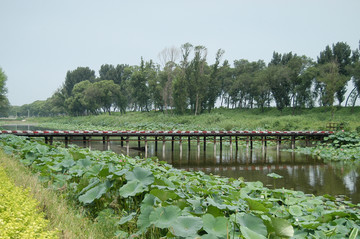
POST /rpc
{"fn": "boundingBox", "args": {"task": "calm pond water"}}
[3,124,360,203]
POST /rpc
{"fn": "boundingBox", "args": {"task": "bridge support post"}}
[277,136,281,152]
[171,136,174,152]
[121,137,124,147]
[162,136,166,156]
[144,136,148,158]
[138,137,141,149]
[250,136,253,150]
[235,136,238,151]
[203,137,206,151]
[155,136,158,151]
[197,136,200,158]
[229,136,232,156]
[88,136,92,150]
[220,136,223,152]
[246,136,249,151]
[188,136,191,151]
[291,136,295,150]
[126,137,130,155]
[179,136,182,157]
[213,136,217,157]
[107,136,110,151]
[65,136,69,148]
[50,136,53,146]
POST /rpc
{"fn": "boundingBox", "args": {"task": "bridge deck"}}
[0,130,333,137]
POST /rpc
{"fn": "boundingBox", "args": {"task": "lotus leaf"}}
[237,214,267,237]
[240,225,267,239]
[202,214,228,238]
[119,167,154,198]
[271,217,294,237]
[118,212,136,225]
[289,205,303,217]
[149,205,181,229]
[245,198,269,212]
[137,205,154,232]
[78,181,109,204]
[170,215,203,237]
[150,188,178,202]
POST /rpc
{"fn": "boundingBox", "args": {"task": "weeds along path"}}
[0,164,58,238]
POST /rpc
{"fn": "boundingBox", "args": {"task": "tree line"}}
[10,41,360,117]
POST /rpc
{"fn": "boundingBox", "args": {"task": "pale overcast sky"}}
[1,0,359,106]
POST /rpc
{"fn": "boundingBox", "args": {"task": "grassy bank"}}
[0,150,122,239]
[27,107,360,131]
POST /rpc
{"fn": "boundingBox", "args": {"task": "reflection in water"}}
[2,125,359,203]
[80,139,360,203]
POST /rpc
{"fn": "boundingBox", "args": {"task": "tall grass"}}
[0,151,118,239]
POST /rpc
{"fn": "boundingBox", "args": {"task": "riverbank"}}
[0,150,121,238]
[24,107,360,132]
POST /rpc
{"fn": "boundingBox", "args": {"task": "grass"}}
[25,106,360,132]
[0,150,119,239]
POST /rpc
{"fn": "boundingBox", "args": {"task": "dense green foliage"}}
[11,41,360,117]
[0,166,58,238]
[295,131,360,163]
[30,107,360,132]
[1,134,360,238]
[0,67,10,117]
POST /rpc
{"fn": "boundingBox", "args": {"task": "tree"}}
[130,58,153,111]
[316,61,347,106]
[172,67,188,114]
[0,67,10,117]
[158,47,180,114]
[92,80,120,115]
[206,49,224,112]
[63,67,96,97]
[65,80,92,115]
[190,45,209,115]
[265,65,291,111]
[317,42,353,106]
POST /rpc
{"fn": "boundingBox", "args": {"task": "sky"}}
[0,0,359,106]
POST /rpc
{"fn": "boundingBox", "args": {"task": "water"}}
[2,124,360,203]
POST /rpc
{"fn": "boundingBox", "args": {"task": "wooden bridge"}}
[1,130,333,157]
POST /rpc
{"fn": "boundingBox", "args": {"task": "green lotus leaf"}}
[202,214,228,238]
[137,205,154,233]
[78,182,108,204]
[149,205,181,229]
[171,215,203,237]
[289,205,303,217]
[238,214,267,237]
[119,167,155,198]
[119,180,147,198]
[126,167,154,186]
[245,198,269,212]
[267,172,283,179]
[150,188,178,202]
[118,212,136,225]
[240,225,267,239]
[271,217,294,238]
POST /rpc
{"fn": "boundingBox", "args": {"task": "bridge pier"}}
[126,137,130,155]
[144,136,148,158]
[203,137,206,151]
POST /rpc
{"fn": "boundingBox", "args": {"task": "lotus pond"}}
[0,134,360,238]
